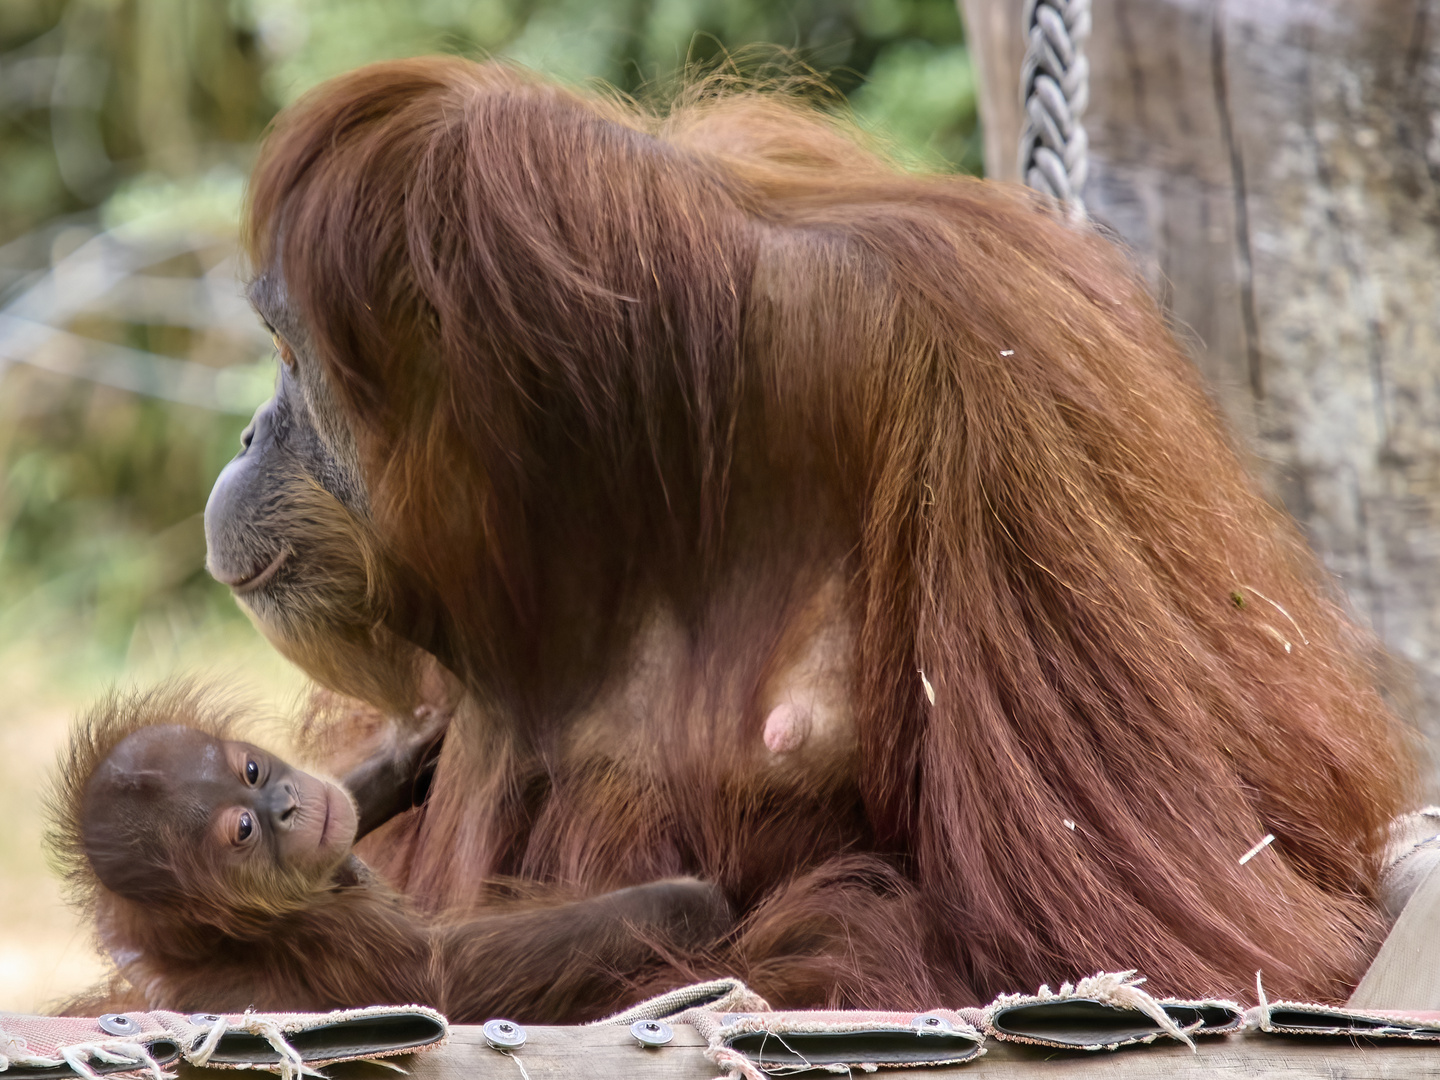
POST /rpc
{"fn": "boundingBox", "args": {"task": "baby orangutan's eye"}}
[236,812,254,843]
[245,759,259,785]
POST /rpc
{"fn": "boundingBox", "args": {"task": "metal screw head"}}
[188,1014,222,1027]
[483,1018,527,1049]
[630,1019,674,1047]
[99,1014,141,1037]
[911,1014,953,1032]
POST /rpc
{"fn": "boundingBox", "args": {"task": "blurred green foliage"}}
[0,0,977,673]
[0,376,249,653]
[239,0,977,168]
[2,0,976,242]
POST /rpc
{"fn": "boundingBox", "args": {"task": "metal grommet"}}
[912,1014,953,1032]
[630,1019,674,1047]
[99,1014,141,1037]
[483,1019,527,1050]
[188,1014,222,1026]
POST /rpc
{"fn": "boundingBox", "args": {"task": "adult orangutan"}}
[200,57,1414,1011]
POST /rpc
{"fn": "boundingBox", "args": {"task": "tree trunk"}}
[960,0,1440,786]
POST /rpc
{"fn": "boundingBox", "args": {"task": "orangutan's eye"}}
[272,334,296,371]
[236,812,254,843]
[245,759,260,785]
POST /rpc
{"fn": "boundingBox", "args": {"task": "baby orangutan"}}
[47,686,731,1022]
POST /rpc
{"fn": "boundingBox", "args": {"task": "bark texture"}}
[961,0,1440,784]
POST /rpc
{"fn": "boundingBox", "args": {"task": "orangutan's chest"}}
[499,577,865,887]
[562,574,860,785]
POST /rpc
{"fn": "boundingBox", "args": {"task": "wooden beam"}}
[175,1023,1440,1079]
[956,0,1023,182]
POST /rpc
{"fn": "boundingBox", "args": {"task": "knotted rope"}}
[1018,0,1092,217]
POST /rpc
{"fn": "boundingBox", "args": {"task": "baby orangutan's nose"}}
[274,781,300,828]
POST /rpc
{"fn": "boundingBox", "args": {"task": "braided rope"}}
[1018,0,1091,216]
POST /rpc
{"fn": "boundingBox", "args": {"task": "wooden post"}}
[959,0,1440,779]
[172,1023,1440,1078]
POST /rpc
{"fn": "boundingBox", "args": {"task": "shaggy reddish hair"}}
[245,58,1413,1007]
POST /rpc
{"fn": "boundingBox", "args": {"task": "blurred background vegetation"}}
[0,0,978,1010]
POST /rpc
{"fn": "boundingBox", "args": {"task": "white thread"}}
[501,1049,532,1080]
[711,1045,769,1080]
[188,1015,228,1066]
[1234,584,1310,646]
[1254,971,1272,1030]
[358,1058,409,1073]
[59,1046,102,1080]
[57,1041,173,1080]
[1239,833,1276,865]
[594,977,768,1024]
[238,1014,325,1080]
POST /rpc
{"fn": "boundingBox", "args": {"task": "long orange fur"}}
[242,59,1414,1007]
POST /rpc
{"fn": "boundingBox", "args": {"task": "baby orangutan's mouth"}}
[318,788,332,846]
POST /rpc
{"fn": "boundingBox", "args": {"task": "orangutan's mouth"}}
[318,789,332,845]
[227,547,289,594]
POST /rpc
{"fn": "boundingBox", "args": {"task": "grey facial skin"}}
[203,271,454,713]
[205,272,367,599]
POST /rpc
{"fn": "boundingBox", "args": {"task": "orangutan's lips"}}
[228,548,289,594]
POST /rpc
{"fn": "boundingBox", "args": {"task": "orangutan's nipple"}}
[763,703,811,754]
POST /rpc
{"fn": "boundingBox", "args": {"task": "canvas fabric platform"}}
[9,973,1440,1080]
[0,1005,447,1080]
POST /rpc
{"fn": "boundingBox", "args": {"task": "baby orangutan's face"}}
[82,725,358,903]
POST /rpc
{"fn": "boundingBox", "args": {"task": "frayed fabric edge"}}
[4,1040,175,1080]
[1250,973,1440,1041]
[0,1003,449,1080]
[593,979,770,1025]
[982,970,1239,1052]
[682,1008,984,1080]
[178,1003,450,1076]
